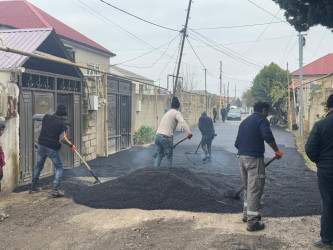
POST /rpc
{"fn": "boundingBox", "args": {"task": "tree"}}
[272,0,333,31]
[242,89,255,108]
[252,62,291,120]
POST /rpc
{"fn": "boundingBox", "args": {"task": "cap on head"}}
[55,105,68,117]
[171,97,180,109]
[327,94,333,108]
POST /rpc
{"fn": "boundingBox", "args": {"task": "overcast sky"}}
[28,0,333,97]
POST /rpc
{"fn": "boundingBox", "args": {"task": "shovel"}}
[74,150,102,184]
[153,137,189,158]
[224,156,277,199]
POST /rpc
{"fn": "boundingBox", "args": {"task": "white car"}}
[227,109,241,121]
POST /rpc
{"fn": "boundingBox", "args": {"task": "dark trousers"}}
[317,172,333,244]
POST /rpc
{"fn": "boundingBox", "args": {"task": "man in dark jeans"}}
[235,101,282,232]
[30,105,76,197]
[306,94,333,249]
[199,112,215,162]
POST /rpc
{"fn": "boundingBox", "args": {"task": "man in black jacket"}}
[199,112,215,162]
[306,94,333,249]
[235,101,282,232]
[30,105,76,197]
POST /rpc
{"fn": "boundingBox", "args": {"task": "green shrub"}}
[133,125,156,145]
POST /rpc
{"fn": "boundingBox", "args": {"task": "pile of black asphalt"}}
[71,167,240,213]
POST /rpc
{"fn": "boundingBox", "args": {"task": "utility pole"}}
[287,62,292,130]
[298,32,304,136]
[219,61,222,113]
[227,81,230,106]
[173,0,192,97]
[204,68,208,111]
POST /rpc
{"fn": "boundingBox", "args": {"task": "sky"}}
[27,0,333,97]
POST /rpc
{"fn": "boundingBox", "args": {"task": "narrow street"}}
[0,119,322,249]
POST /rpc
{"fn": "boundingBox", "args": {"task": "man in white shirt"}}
[154,97,192,167]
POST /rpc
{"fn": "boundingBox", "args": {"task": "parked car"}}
[227,109,241,121]
[239,108,247,114]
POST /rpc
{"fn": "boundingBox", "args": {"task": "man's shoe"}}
[312,239,333,249]
[51,183,64,198]
[202,156,209,161]
[242,215,261,223]
[246,221,265,232]
[30,182,42,193]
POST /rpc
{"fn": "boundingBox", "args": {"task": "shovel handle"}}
[74,150,92,171]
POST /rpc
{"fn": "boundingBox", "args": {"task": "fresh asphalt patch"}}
[15,125,322,218]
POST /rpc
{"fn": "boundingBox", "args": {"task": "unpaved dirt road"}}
[0,121,322,249]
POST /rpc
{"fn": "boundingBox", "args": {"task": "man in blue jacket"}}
[235,101,282,232]
[199,112,215,162]
[306,94,333,249]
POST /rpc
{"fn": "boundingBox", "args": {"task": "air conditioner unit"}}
[88,95,99,111]
[136,101,142,112]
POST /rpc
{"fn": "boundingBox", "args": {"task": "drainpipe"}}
[104,74,108,156]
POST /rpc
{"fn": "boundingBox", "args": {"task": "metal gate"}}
[19,70,82,185]
[107,77,132,153]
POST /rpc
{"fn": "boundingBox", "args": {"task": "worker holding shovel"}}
[30,105,76,197]
[234,101,282,232]
[154,97,192,167]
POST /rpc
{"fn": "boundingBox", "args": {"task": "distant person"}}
[235,101,282,232]
[199,112,215,162]
[30,105,76,197]
[154,97,192,167]
[221,107,227,123]
[305,94,333,249]
[0,120,9,222]
[213,108,217,123]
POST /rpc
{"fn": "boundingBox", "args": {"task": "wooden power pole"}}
[173,0,193,97]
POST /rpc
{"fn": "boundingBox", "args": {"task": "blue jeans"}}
[32,144,64,184]
[154,134,173,167]
[317,172,333,244]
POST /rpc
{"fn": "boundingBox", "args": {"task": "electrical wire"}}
[242,9,281,58]
[186,37,207,70]
[111,34,180,66]
[188,31,263,70]
[99,0,178,32]
[191,21,286,30]
[279,29,295,66]
[247,0,285,22]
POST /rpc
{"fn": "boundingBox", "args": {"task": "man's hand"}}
[275,151,283,159]
[187,133,193,139]
[70,145,76,152]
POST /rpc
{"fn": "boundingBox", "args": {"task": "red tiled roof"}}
[292,53,333,76]
[0,0,115,56]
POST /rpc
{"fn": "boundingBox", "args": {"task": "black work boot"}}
[247,221,265,232]
[30,181,42,193]
[51,183,64,198]
[312,239,333,249]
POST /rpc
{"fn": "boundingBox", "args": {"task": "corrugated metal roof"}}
[292,54,333,76]
[0,0,115,56]
[0,28,52,68]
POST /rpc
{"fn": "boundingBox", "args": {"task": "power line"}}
[191,21,286,30]
[186,37,206,70]
[279,29,295,66]
[112,34,180,66]
[188,31,263,69]
[73,0,201,72]
[99,0,178,32]
[247,0,285,22]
